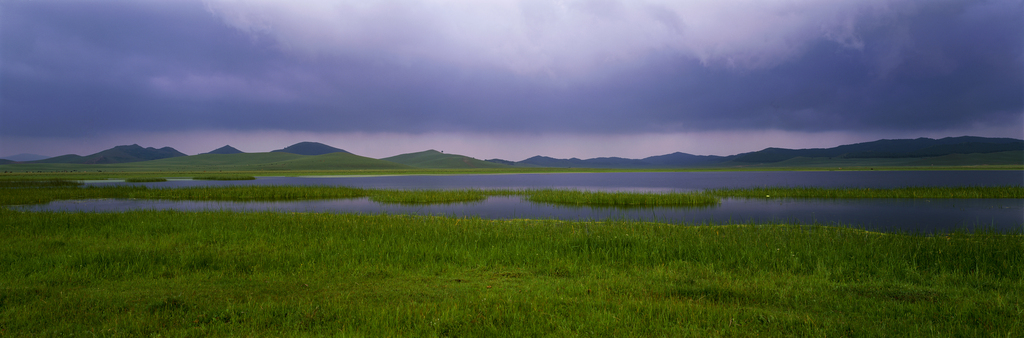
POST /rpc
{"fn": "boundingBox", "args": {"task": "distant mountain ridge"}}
[504,136,1023,168]
[727,136,1023,163]
[6,136,1021,168]
[30,144,185,164]
[271,142,348,155]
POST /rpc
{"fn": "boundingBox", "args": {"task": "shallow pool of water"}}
[21,197,1023,234]
[91,170,1024,191]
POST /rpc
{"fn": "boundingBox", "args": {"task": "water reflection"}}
[20,197,1023,234]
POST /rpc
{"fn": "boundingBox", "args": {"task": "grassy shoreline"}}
[4,183,1019,206]
[1,165,1021,180]
[1,209,1020,336]
[3,184,1022,207]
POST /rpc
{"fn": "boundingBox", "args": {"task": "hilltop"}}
[271,142,348,155]
[204,145,244,155]
[383,150,509,169]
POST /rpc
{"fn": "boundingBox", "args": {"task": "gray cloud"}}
[1,0,1020,145]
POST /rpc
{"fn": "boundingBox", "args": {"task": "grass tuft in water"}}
[525,189,721,207]
[124,178,167,183]
[369,189,489,204]
[192,175,256,181]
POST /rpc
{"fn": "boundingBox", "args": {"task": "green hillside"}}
[138,152,305,167]
[906,150,1024,166]
[382,150,510,169]
[32,144,186,164]
[267,152,414,170]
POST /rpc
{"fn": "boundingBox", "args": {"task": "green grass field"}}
[1,210,1021,336]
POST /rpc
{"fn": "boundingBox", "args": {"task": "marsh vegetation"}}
[2,183,1020,207]
[2,180,1021,336]
[1,209,1021,336]
[124,177,167,183]
[192,175,256,181]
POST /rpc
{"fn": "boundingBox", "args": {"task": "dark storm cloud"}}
[1,0,1020,140]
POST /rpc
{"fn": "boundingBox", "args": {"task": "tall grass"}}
[0,186,370,205]
[708,185,1024,199]
[0,209,1021,336]
[0,179,82,188]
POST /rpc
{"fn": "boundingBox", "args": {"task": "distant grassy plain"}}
[0,148,1020,181]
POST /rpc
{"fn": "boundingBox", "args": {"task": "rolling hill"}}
[516,152,727,168]
[29,144,186,164]
[382,150,509,169]
[204,145,244,155]
[271,142,348,155]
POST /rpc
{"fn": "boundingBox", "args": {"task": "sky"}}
[2,0,1021,161]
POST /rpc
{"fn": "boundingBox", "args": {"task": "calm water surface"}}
[91,170,1024,191]
[22,197,1022,233]
[22,172,1015,232]
[28,169,1024,234]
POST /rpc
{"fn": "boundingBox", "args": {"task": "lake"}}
[24,196,1022,233]
[29,170,1024,233]
[90,170,1024,191]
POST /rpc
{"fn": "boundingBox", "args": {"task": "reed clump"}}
[525,189,721,207]
[369,189,489,205]
[125,178,168,183]
[0,179,82,188]
[0,185,371,205]
[192,175,256,181]
[136,186,369,201]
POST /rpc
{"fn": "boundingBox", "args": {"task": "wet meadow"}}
[1,175,1022,336]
